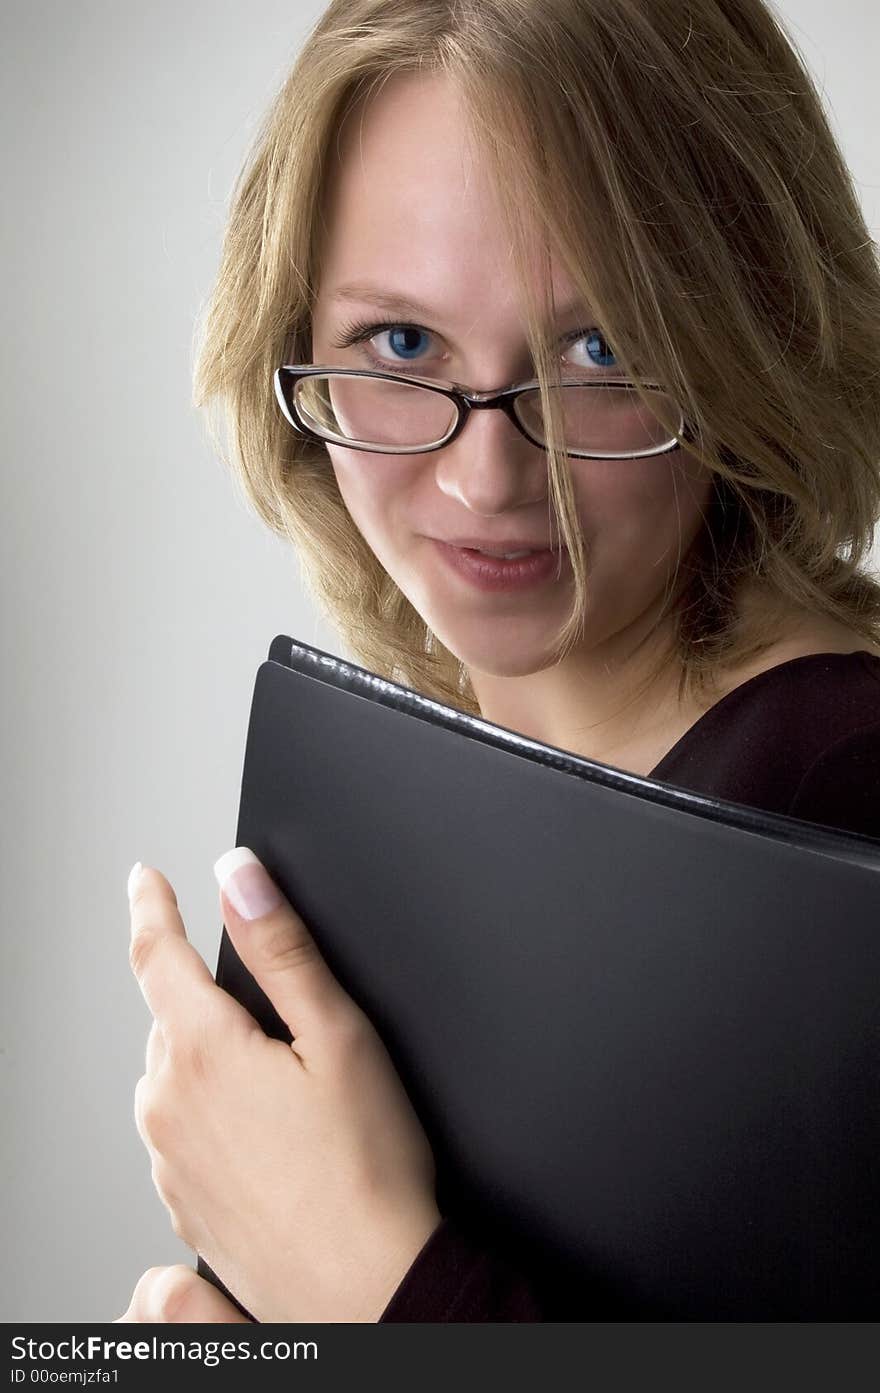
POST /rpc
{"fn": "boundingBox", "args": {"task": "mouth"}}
[436,536,564,556]
[430,538,569,592]
[463,547,546,559]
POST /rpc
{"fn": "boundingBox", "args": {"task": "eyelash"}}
[329,317,612,375]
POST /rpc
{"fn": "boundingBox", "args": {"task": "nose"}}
[432,402,548,516]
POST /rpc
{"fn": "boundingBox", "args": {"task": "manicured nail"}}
[213,847,283,921]
[127,861,143,902]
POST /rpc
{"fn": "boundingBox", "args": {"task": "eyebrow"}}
[328,282,595,324]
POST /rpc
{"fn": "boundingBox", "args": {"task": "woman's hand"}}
[127,850,442,1323]
[115,1266,250,1323]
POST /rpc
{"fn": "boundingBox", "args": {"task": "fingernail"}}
[127,861,143,902]
[213,847,284,921]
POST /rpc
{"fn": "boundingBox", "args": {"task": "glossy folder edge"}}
[265,634,880,866]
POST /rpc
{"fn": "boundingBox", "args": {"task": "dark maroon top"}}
[380,650,880,1322]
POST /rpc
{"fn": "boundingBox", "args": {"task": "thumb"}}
[115,1265,252,1324]
[213,846,351,1038]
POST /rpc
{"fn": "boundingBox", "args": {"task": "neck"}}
[467,611,689,772]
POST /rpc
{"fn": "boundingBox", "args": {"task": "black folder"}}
[199,634,880,1320]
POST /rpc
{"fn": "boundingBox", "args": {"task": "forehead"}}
[315,71,577,325]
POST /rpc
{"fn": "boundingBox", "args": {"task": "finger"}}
[127,863,221,1031]
[133,1074,160,1155]
[213,847,355,1044]
[133,1073,148,1145]
[115,1265,250,1323]
[145,1019,165,1076]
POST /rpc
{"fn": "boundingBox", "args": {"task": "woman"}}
[118,0,880,1322]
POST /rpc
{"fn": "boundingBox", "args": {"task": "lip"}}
[437,536,562,551]
[431,538,569,592]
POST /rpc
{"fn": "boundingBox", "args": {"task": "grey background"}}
[1,0,878,1322]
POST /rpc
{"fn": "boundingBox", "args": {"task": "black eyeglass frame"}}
[274,365,691,460]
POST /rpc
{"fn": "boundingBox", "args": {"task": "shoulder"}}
[653,646,880,840]
[788,716,880,841]
[706,626,880,741]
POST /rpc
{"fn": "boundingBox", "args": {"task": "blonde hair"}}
[193,0,880,716]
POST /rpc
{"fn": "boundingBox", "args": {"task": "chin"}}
[469,653,563,680]
[427,613,571,680]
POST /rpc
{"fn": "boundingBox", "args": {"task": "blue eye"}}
[330,318,442,376]
[384,327,430,360]
[580,329,618,370]
[560,327,620,372]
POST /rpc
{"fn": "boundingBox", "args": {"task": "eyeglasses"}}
[274,366,689,460]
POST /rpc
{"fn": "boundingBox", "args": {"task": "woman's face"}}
[310,72,713,680]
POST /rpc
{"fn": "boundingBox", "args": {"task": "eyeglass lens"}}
[292,373,678,454]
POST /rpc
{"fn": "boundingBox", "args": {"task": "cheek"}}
[572,458,712,556]
[326,445,415,552]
